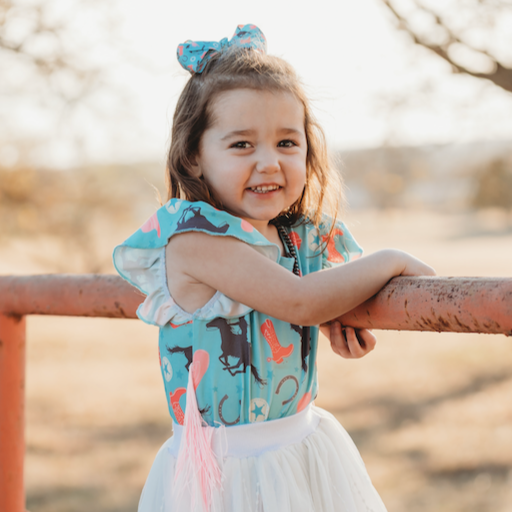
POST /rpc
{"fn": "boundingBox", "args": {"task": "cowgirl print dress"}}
[113,199,363,428]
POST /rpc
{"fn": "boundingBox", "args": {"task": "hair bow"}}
[177,24,267,74]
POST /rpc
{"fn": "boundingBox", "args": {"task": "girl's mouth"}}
[248,185,282,194]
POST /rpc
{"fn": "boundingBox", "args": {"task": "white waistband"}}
[170,404,320,459]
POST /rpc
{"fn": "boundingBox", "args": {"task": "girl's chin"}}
[246,206,284,220]
[239,211,280,228]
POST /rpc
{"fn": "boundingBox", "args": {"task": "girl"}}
[113,24,435,512]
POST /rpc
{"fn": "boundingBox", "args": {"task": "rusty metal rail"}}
[339,276,512,335]
[0,274,511,512]
[1,274,511,334]
[0,274,143,319]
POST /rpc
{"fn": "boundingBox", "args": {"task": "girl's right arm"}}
[166,232,435,327]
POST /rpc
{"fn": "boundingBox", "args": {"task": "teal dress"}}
[113,199,363,428]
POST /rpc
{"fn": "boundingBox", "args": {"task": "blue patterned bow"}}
[177,24,267,74]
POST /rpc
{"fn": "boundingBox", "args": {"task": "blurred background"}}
[1,0,511,511]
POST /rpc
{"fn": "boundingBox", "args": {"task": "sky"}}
[2,0,512,167]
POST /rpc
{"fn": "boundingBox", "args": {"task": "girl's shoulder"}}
[112,200,281,327]
[117,199,279,253]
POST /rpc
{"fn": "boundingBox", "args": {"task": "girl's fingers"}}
[329,322,351,358]
[324,323,377,360]
[344,327,366,358]
[356,329,377,353]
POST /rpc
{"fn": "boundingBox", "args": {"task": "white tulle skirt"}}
[139,405,387,512]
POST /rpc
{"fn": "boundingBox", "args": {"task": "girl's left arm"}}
[169,231,435,326]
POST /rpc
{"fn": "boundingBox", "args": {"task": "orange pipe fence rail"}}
[0,274,511,512]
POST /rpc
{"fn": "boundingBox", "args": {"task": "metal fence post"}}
[0,313,26,512]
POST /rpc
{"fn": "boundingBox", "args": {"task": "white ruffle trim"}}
[113,246,255,327]
[138,407,387,512]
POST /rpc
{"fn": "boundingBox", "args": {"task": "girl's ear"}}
[189,155,202,178]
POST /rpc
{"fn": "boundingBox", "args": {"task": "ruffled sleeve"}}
[316,217,363,269]
[113,199,280,327]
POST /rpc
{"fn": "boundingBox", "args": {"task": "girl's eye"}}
[278,140,297,148]
[231,141,251,149]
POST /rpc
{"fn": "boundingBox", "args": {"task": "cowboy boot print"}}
[297,391,312,413]
[191,350,209,390]
[140,212,161,238]
[322,228,345,263]
[289,231,302,249]
[261,319,294,364]
[169,387,186,425]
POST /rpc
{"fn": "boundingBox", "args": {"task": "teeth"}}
[250,185,280,193]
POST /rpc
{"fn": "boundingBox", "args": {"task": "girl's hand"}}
[320,321,376,359]
[399,252,436,277]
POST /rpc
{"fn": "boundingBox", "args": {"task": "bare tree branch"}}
[0,0,119,105]
[381,0,512,93]
[0,0,140,166]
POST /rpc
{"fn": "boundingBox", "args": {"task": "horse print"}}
[206,316,266,386]
[167,345,193,371]
[290,324,311,373]
[176,205,229,233]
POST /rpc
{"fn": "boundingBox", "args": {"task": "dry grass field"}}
[1,208,511,512]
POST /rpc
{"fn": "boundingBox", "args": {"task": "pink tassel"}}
[174,353,223,511]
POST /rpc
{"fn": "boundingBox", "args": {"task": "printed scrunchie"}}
[177,24,267,74]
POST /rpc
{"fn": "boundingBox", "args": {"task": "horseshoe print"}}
[218,394,241,426]
[275,375,299,405]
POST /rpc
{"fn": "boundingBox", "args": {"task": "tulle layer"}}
[138,406,387,512]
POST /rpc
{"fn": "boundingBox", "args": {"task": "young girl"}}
[113,24,435,512]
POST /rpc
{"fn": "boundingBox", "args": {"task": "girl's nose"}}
[255,148,280,174]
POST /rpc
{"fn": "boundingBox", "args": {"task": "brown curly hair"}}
[166,46,343,231]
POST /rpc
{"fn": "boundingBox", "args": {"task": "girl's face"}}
[192,88,307,232]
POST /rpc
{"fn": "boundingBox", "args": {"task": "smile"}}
[249,185,282,194]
